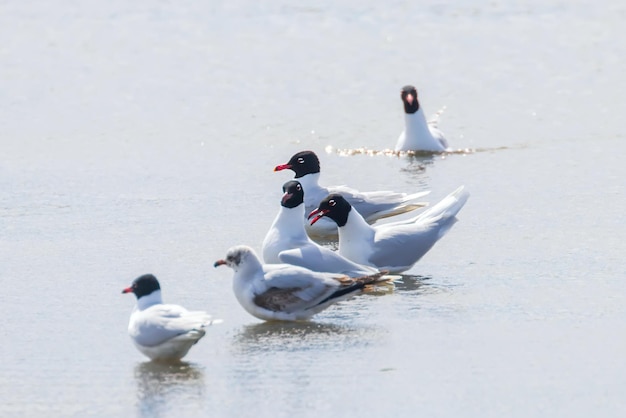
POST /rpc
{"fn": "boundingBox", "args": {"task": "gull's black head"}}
[308,193,352,228]
[122,274,161,299]
[401,85,420,114]
[281,180,304,209]
[274,150,321,178]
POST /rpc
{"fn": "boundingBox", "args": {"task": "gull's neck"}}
[405,108,433,142]
[338,209,375,254]
[271,204,309,242]
[136,290,163,311]
[234,254,264,278]
[298,173,322,193]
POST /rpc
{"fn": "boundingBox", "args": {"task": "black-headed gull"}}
[308,186,469,273]
[262,180,379,276]
[274,150,430,236]
[214,245,388,321]
[395,85,450,152]
[122,274,220,361]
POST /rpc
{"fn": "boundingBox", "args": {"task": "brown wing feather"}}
[353,271,389,286]
[253,287,306,312]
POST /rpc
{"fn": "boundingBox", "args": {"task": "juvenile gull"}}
[215,245,388,321]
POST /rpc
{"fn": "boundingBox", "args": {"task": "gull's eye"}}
[296,184,302,191]
[329,199,336,207]
[297,157,304,164]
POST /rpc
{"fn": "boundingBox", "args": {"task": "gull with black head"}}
[395,85,450,152]
[274,150,430,236]
[309,186,469,273]
[122,274,220,362]
[262,180,380,277]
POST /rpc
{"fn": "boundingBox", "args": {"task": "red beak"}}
[274,164,292,172]
[406,93,414,105]
[122,286,133,294]
[308,208,329,225]
[214,259,227,267]
[281,193,293,205]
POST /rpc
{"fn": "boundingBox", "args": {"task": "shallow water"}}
[2,0,626,417]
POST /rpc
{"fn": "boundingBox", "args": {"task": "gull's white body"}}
[127,290,218,361]
[336,186,469,273]
[262,201,378,277]
[396,108,449,152]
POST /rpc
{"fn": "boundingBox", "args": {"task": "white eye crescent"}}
[329,200,336,207]
[297,158,304,164]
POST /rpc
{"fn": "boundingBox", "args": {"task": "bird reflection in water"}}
[393,274,431,293]
[233,320,384,355]
[134,361,205,418]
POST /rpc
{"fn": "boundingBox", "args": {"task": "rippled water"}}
[1,0,625,416]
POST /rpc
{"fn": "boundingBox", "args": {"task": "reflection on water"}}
[392,274,432,293]
[325,144,477,158]
[134,361,205,418]
[232,320,385,355]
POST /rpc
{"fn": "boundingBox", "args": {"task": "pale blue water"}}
[1,0,625,416]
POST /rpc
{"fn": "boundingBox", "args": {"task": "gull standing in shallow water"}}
[122,274,220,362]
[395,85,450,152]
[214,245,388,321]
[274,150,430,236]
[262,180,379,277]
[309,186,469,273]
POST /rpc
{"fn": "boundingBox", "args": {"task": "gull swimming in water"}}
[214,245,388,321]
[274,150,429,236]
[309,186,469,273]
[122,274,220,361]
[395,85,450,152]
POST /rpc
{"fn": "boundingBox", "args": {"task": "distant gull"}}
[214,245,388,321]
[395,85,450,152]
[309,186,469,273]
[122,274,220,361]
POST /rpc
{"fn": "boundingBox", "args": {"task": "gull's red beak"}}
[308,208,329,225]
[406,93,414,105]
[274,164,292,172]
[281,193,293,205]
[122,286,133,294]
[214,259,227,267]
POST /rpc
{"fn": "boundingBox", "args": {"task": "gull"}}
[274,150,429,236]
[395,85,450,152]
[122,274,220,361]
[262,180,379,277]
[214,245,388,321]
[308,186,469,273]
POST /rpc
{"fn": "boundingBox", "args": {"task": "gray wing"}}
[253,286,318,313]
[131,305,213,347]
[329,186,429,221]
[278,244,378,276]
[368,224,445,271]
[260,264,346,303]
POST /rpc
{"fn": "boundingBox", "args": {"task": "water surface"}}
[1,0,625,416]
